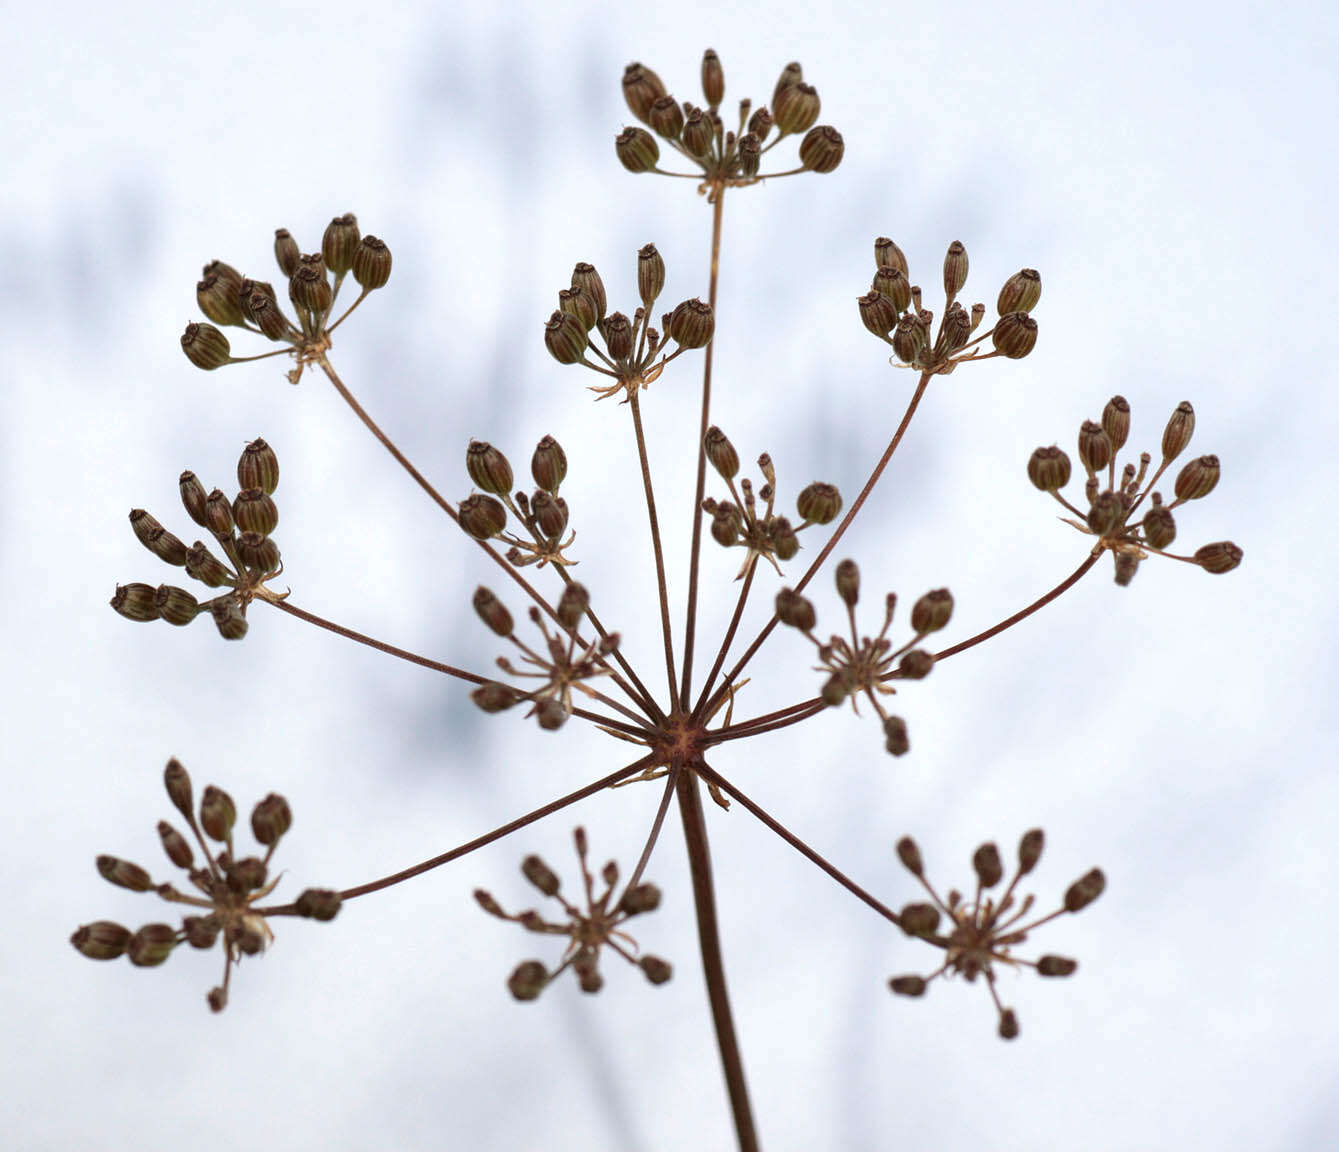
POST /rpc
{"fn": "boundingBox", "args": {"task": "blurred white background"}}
[5,1,1336,1149]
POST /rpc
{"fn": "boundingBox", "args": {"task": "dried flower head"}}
[71,759,337,1012]
[469,585,619,731]
[111,440,290,640]
[475,827,671,999]
[1026,396,1242,584]
[775,563,946,754]
[888,829,1103,1039]
[700,435,840,579]
[545,249,713,402]
[184,216,391,385]
[616,53,843,198]
[864,237,1040,377]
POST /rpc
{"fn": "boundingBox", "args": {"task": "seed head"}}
[210,596,248,640]
[910,589,953,635]
[682,108,714,159]
[704,426,740,481]
[942,241,969,301]
[530,436,568,493]
[71,921,132,961]
[110,582,160,623]
[775,588,816,632]
[545,310,589,365]
[1161,401,1196,460]
[458,493,507,540]
[621,62,666,123]
[294,889,342,921]
[883,715,910,756]
[1194,541,1243,574]
[1174,455,1221,502]
[648,95,684,140]
[637,243,666,308]
[321,213,360,276]
[1102,395,1132,452]
[896,836,924,877]
[798,125,843,173]
[1078,421,1113,475]
[991,312,1037,359]
[237,438,280,495]
[872,264,912,312]
[508,960,549,1001]
[737,132,761,177]
[1027,446,1072,492]
[773,81,820,135]
[97,855,154,892]
[615,126,660,173]
[273,228,300,277]
[466,441,514,497]
[796,482,842,525]
[232,489,278,536]
[996,268,1041,315]
[128,924,179,968]
[352,236,392,291]
[669,298,715,349]
[874,237,909,276]
[1143,503,1177,550]
[200,786,237,843]
[1064,868,1106,912]
[250,793,293,847]
[860,290,899,338]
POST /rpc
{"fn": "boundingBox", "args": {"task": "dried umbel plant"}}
[82,50,1241,1151]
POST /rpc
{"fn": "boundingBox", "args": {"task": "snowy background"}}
[5,1,1336,1149]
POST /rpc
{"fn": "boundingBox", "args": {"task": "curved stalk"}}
[260,755,655,911]
[270,598,654,739]
[695,765,900,926]
[932,552,1100,663]
[627,390,679,710]
[691,555,757,723]
[702,372,933,721]
[316,355,660,720]
[623,762,682,894]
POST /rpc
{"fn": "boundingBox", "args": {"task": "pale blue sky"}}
[5,2,1336,1149]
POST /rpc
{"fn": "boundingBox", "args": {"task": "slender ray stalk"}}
[679,187,727,707]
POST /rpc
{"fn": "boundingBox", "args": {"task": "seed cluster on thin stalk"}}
[80,48,1242,1152]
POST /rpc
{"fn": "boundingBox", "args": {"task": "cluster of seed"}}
[470,584,618,732]
[776,565,951,756]
[859,237,1041,375]
[544,247,714,401]
[459,433,622,728]
[1027,396,1243,584]
[111,438,285,640]
[699,426,843,579]
[458,435,576,568]
[616,52,844,184]
[180,212,391,383]
[888,829,1103,1040]
[71,758,339,1013]
[475,827,671,999]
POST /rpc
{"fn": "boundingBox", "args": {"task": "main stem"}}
[670,185,758,1150]
[677,768,759,1152]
